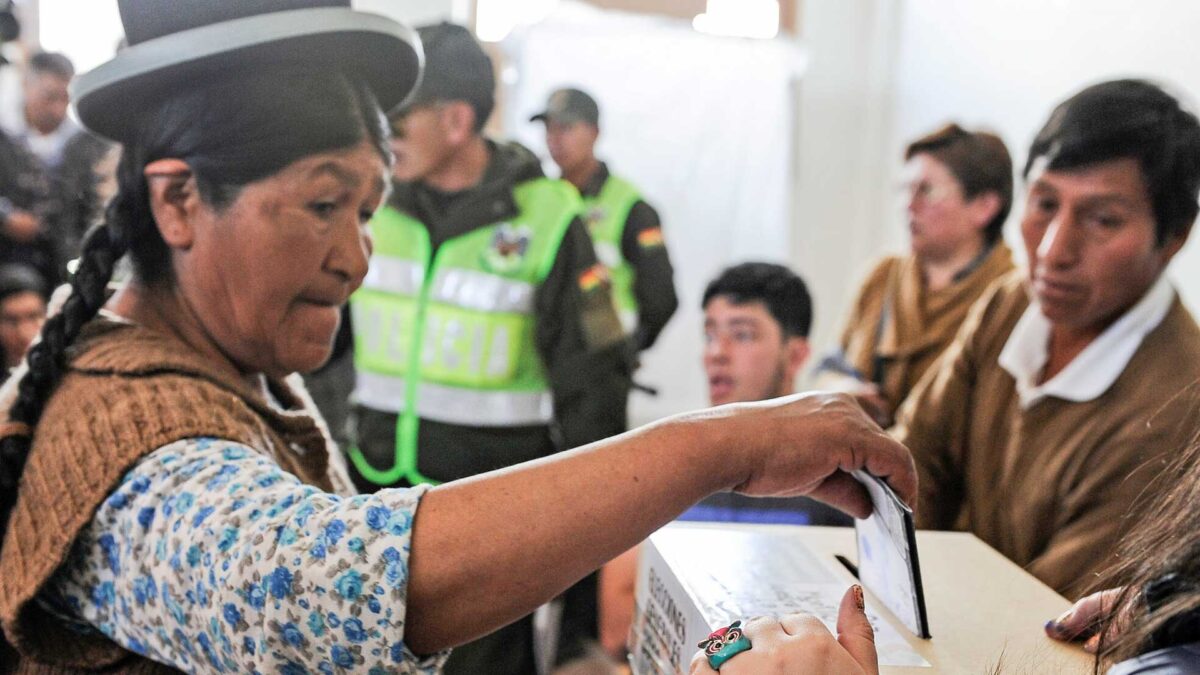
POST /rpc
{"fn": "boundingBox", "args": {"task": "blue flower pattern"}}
[47,438,445,673]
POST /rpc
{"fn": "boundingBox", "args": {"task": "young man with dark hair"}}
[531,87,679,352]
[0,263,46,381]
[691,262,848,525]
[700,261,813,407]
[818,123,1016,425]
[895,79,1200,599]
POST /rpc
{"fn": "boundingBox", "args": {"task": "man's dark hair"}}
[702,262,812,338]
[407,23,495,134]
[27,51,74,80]
[906,123,1013,245]
[1025,79,1200,246]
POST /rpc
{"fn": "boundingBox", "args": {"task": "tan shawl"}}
[840,242,1014,415]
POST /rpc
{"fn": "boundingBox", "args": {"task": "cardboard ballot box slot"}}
[630,523,1093,674]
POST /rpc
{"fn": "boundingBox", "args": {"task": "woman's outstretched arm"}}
[405,392,915,653]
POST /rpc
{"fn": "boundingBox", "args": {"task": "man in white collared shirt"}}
[891,79,1200,599]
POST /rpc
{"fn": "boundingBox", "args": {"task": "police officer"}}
[532,87,679,353]
[348,24,631,674]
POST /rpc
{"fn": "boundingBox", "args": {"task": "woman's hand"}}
[1044,587,1125,653]
[690,586,879,675]
[702,392,916,519]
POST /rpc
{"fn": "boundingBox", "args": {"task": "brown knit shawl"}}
[0,318,339,672]
[841,242,1015,414]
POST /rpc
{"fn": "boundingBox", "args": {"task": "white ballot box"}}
[630,523,1093,674]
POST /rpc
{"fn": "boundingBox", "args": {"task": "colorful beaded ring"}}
[698,620,753,670]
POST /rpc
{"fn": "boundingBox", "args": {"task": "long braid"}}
[0,195,133,541]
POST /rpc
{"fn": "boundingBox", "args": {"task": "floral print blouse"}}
[43,437,447,674]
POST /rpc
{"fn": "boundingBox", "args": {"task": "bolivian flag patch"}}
[579,263,611,293]
[637,227,665,249]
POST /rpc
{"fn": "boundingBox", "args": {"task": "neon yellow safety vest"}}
[349,178,580,486]
[581,175,641,333]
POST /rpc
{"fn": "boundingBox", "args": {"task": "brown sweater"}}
[0,319,340,672]
[893,272,1200,599]
[838,243,1015,417]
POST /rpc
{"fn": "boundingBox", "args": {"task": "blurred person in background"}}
[816,123,1015,427]
[532,87,678,354]
[0,263,46,382]
[3,51,112,275]
[0,111,60,296]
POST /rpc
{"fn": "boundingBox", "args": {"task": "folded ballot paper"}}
[630,513,931,673]
[852,469,932,639]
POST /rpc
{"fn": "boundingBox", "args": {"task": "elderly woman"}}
[0,2,912,673]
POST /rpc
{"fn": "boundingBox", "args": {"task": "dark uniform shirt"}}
[0,128,60,295]
[578,162,679,352]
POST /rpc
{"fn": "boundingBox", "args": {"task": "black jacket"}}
[0,128,60,295]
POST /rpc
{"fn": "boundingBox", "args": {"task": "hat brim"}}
[72,8,423,143]
[529,111,592,125]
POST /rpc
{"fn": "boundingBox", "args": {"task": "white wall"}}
[791,0,901,371]
[501,3,805,424]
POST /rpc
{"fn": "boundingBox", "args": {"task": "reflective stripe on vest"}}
[349,177,580,486]
[355,371,553,425]
[582,174,641,333]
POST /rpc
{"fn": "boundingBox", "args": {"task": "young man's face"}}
[1021,156,1185,337]
[544,119,597,175]
[0,291,46,368]
[702,296,809,406]
[388,103,458,183]
[23,72,70,135]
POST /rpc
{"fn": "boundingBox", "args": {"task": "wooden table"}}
[637,524,1094,674]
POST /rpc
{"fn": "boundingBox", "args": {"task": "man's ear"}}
[442,101,479,145]
[1158,211,1194,264]
[785,337,811,380]
[144,158,200,250]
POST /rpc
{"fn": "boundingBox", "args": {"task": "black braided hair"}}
[0,65,389,543]
[0,206,130,536]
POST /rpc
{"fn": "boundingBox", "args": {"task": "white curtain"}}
[502,2,805,424]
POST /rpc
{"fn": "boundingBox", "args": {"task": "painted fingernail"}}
[852,584,865,611]
[1044,609,1073,636]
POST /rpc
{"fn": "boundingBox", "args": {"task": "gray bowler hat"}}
[72,0,423,143]
[530,87,600,127]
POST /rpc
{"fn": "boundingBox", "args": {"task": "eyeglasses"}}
[897,180,960,206]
